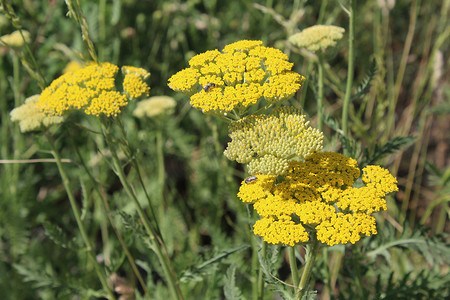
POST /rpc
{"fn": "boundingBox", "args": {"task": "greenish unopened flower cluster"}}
[224,107,324,175]
[169,40,398,248]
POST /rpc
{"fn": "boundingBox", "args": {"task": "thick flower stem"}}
[288,246,300,290]
[296,240,320,300]
[45,133,115,300]
[257,241,267,300]
[101,121,184,300]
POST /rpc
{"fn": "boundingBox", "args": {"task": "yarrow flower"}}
[224,107,324,175]
[0,30,31,48]
[10,94,64,132]
[133,96,176,118]
[168,40,305,116]
[289,25,345,53]
[237,152,398,247]
[37,63,150,117]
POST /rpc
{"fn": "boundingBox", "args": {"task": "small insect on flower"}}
[245,176,258,184]
[203,82,216,92]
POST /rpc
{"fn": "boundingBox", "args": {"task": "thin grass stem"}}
[45,133,116,300]
[342,0,356,156]
[100,119,184,300]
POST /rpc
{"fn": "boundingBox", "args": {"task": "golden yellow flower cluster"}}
[237,152,398,247]
[10,95,64,132]
[224,107,324,175]
[168,40,305,115]
[37,63,150,117]
[289,25,345,53]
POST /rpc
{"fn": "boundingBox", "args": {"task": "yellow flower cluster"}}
[224,107,324,175]
[133,96,176,118]
[10,95,64,132]
[168,40,305,115]
[237,152,398,247]
[289,25,345,53]
[37,63,150,117]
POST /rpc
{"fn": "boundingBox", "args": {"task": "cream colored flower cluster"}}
[10,95,64,132]
[289,25,345,52]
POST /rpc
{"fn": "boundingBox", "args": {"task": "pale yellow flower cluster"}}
[224,107,324,175]
[168,40,305,115]
[0,30,30,48]
[289,25,345,52]
[37,63,150,117]
[133,96,176,118]
[238,152,398,246]
[10,95,63,132]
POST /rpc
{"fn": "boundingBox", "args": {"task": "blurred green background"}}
[0,0,448,299]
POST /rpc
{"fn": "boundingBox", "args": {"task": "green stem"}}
[65,0,98,63]
[100,121,183,300]
[296,240,320,300]
[342,0,356,156]
[289,246,300,290]
[45,133,115,300]
[156,124,165,204]
[116,117,161,235]
[317,54,324,131]
[251,233,259,300]
[299,61,314,109]
[70,136,151,298]
[257,242,267,300]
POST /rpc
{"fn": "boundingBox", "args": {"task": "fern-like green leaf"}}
[180,244,249,283]
[223,264,244,300]
[352,59,376,101]
[361,135,416,167]
[43,221,74,249]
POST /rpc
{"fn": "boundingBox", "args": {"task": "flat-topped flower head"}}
[168,40,305,117]
[237,152,398,247]
[133,96,176,118]
[0,30,31,48]
[37,63,150,117]
[224,107,323,175]
[289,25,345,53]
[10,94,64,132]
